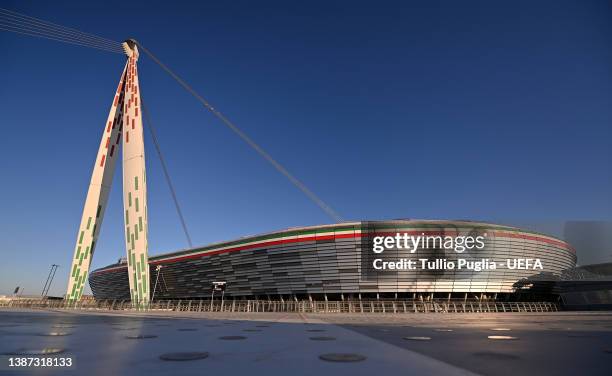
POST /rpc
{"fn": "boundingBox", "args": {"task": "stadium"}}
[89,220,576,302]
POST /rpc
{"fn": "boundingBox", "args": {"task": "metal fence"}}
[0,298,559,313]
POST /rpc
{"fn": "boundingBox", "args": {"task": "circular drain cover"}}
[159,352,209,361]
[6,348,65,355]
[243,329,261,332]
[39,332,71,337]
[306,329,325,332]
[126,335,158,339]
[473,352,519,360]
[488,335,518,340]
[310,336,336,341]
[219,336,246,340]
[403,336,432,341]
[319,353,366,362]
[177,328,198,332]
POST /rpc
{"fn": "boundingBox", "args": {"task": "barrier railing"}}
[0,298,560,313]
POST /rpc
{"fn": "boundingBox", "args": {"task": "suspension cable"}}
[0,25,122,53]
[0,7,122,53]
[0,8,121,48]
[0,8,122,50]
[135,41,344,223]
[141,99,194,248]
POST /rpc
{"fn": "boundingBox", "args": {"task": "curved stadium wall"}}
[89,220,576,300]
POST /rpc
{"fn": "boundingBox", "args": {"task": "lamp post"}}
[210,281,226,312]
[151,265,163,304]
[220,286,226,312]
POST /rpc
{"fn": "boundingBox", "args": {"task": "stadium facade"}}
[89,220,576,301]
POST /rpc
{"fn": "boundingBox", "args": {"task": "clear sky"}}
[0,0,610,296]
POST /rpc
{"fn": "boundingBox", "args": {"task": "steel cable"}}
[0,7,122,53]
[0,8,121,49]
[141,99,194,248]
[0,25,122,53]
[135,41,344,222]
[0,20,122,51]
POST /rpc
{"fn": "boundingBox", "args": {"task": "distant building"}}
[564,221,612,265]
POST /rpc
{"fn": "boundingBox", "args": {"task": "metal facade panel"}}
[90,221,577,300]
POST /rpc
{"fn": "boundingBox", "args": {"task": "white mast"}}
[66,40,149,307]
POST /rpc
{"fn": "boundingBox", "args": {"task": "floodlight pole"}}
[41,264,59,297]
[47,265,59,296]
[41,266,54,296]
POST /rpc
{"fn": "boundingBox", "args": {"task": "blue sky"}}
[0,0,610,296]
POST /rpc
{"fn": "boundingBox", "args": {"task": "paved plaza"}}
[0,309,611,375]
